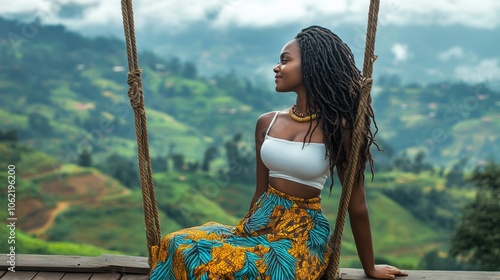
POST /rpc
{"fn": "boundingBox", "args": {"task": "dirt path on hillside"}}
[29,188,132,236]
[30,201,70,236]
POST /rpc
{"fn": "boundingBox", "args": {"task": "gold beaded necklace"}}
[289,104,319,123]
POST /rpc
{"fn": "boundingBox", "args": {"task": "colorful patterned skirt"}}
[150,185,332,280]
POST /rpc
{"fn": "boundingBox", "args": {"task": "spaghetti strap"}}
[266,111,280,135]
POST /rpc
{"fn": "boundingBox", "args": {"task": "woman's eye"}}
[280,59,288,64]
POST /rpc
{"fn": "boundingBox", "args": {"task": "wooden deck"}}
[1,254,500,279]
[0,254,149,279]
[338,268,500,279]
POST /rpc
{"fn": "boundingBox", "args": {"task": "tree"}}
[181,61,197,79]
[78,148,92,167]
[392,151,433,174]
[0,130,22,165]
[28,113,53,136]
[166,57,182,75]
[186,161,199,173]
[449,161,500,271]
[446,156,470,188]
[0,129,19,142]
[112,162,139,188]
[224,133,254,183]
[413,151,433,174]
[171,154,185,171]
[152,156,169,172]
[202,146,218,172]
[99,154,139,189]
[419,250,472,270]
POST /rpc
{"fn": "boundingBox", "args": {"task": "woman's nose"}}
[273,64,279,73]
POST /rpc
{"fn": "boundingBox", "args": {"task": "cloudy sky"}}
[2,0,500,84]
[2,0,500,31]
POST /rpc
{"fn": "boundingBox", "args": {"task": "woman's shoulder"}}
[256,111,280,125]
[255,111,279,134]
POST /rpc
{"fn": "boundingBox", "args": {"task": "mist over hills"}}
[138,23,500,87]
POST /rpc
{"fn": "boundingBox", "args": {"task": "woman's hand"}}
[365,264,408,279]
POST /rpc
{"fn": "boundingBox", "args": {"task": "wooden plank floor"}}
[0,270,149,279]
[2,268,500,280]
[339,268,500,279]
[0,254,149,280]
[1,254,500,279]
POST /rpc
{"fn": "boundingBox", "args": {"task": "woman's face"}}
[273,39,304,93]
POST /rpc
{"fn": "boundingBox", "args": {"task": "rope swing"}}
[325,1,380,278]
[120,0,161,265]
[120,0,380,277]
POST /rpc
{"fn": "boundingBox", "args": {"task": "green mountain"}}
[1,17,498,269]
[0,140,445,268]
[372,83,500,166]
[0,17,289,166]
[1,17,498,169]
[0,140,238,257]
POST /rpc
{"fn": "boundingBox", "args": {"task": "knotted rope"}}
[324,0,380,279]
[121,0,161,265]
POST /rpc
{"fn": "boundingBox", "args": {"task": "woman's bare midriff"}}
[269,177,322,198]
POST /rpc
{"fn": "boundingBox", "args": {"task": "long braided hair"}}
[295,25,380,192]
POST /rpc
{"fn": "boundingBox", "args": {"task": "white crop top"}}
[260,111,330,190]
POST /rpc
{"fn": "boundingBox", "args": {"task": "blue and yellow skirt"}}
[150,185,331,280]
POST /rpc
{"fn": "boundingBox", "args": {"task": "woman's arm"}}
[337,128,407,279]
[249,112,273,210]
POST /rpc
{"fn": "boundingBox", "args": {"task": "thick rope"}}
[121,0,161,265]
[324,0,380,279]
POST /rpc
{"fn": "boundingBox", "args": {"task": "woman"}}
[150,25,407,280]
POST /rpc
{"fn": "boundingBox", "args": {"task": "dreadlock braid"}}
[295,25,380,192]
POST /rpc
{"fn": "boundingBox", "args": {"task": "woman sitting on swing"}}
[150,25,407,280]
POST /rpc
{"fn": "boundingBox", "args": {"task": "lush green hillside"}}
[0,230,123,256]
[1,17,499,169]
[1,17,498,270]
[0,140,446,268]
[373,83,500,166]
[0,17,289,167]
[0,141,237,255]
